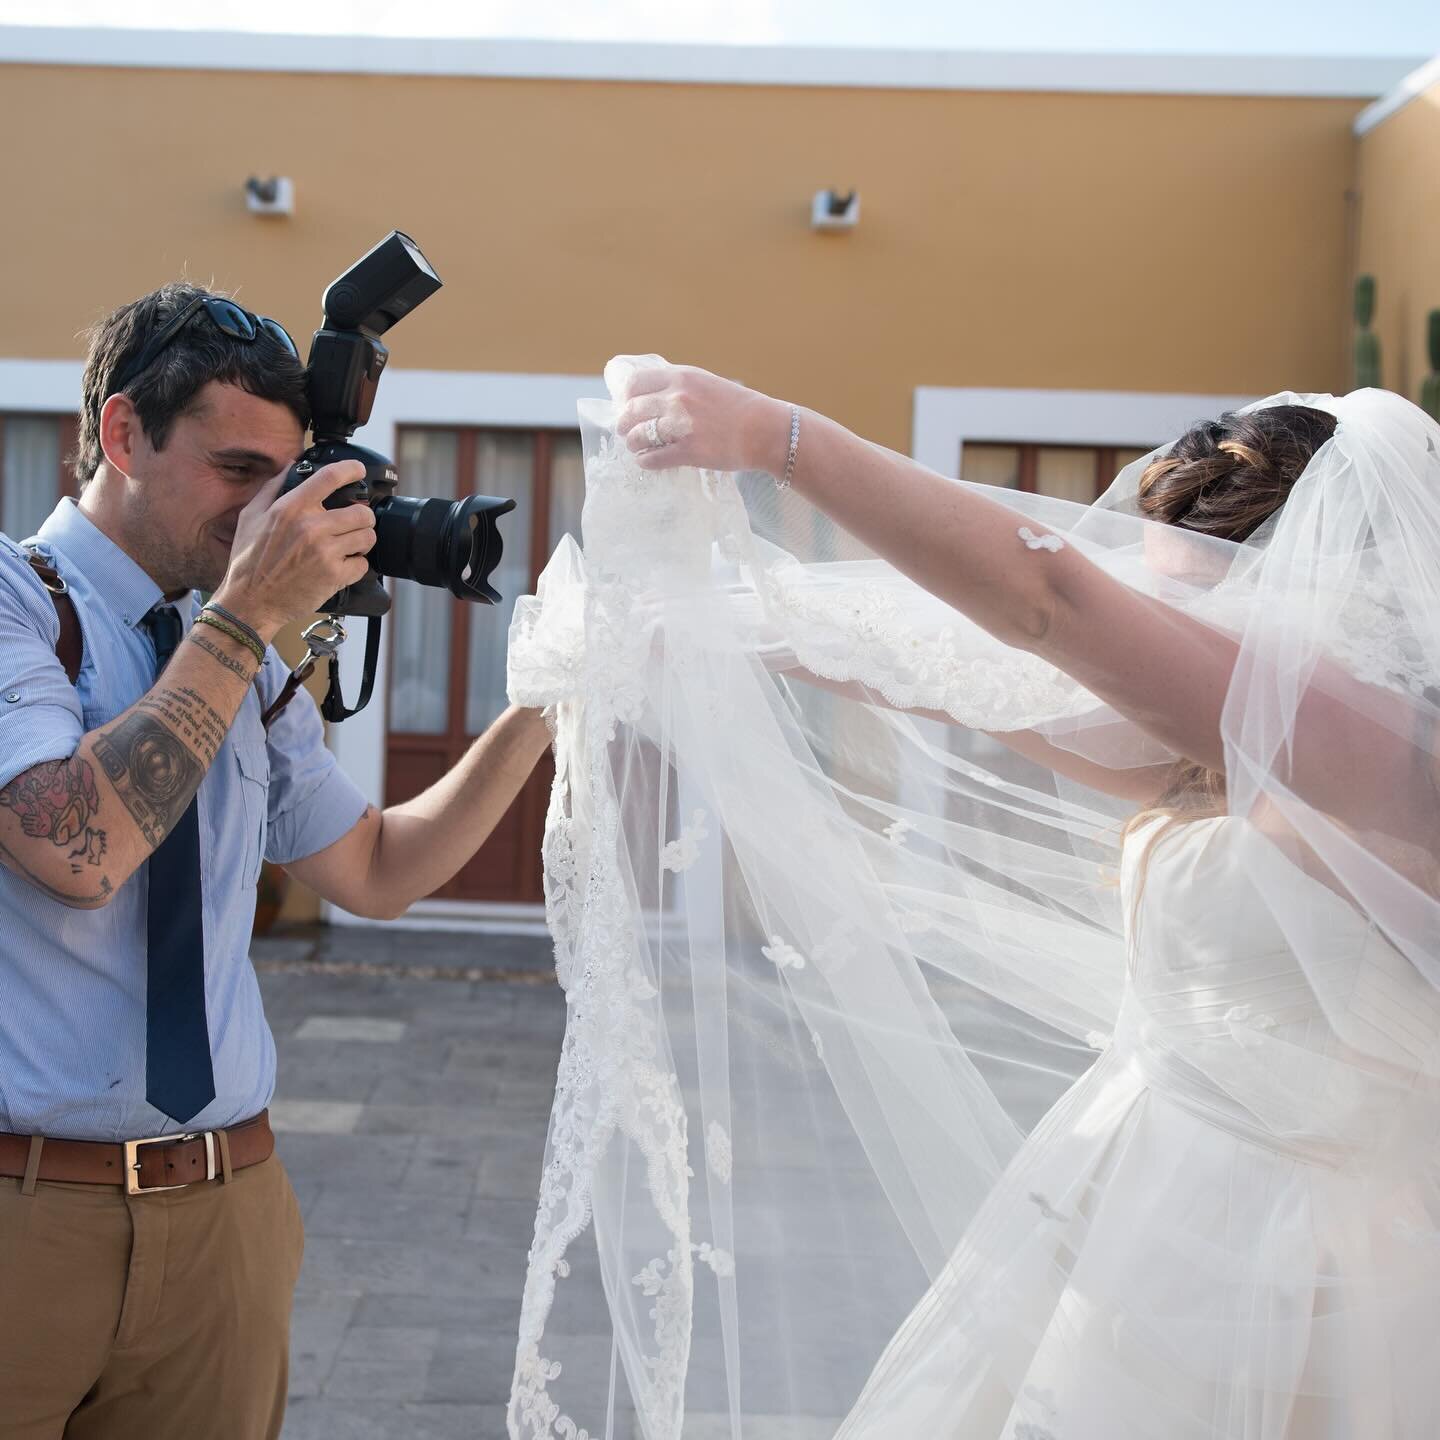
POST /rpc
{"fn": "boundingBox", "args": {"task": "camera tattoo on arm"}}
[92,704,205,848]
[0,758,110,872]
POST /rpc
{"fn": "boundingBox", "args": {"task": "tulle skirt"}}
[838,1043,1440,1440]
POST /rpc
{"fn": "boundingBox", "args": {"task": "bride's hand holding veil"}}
[614,362,792,475]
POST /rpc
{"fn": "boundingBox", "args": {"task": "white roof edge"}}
[0,26,1423,98]
[1354,53,1440,134]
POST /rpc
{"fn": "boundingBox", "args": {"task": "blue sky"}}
[5,0,1437,57]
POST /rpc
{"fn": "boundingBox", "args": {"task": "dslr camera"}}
[279,231,514,720]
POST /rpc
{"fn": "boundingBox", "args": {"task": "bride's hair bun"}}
[1136,405,1337,542]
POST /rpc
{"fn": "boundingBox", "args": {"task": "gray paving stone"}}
[350,1290,520,1332]
[270,1099,365,1134]
[293,1016,409,1042]
[357,1102,543,1140]
[367,1066,499,1108]
[491,1074,558,1116]
[402,1134,486,1196]
[286,1175,325,1221]
[283,1398,511,1440]
[422,1333,515,1405]
[287,1291,360,1399]
[463,1196,540,1247]
[325,1324,440,1401]
[305,1187,471,1243]
[274,1057,388,1105]
[275,1131,419,1188]
[293,1236,425,1297]
[256,934,567,1437]
[474,1134,547,1200]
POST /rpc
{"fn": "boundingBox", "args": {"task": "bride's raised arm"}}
[615,365,1436,858]
[768,660,1174,803]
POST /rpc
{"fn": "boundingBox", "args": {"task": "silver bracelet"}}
[202,601,267,656]
[777,405,801,490]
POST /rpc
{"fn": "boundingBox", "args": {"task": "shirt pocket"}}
[232,739,271,887]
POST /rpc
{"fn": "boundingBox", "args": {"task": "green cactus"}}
[1421,309,1440,423]
[1353,275,1381,390]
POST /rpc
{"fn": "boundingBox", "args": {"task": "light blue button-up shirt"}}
[0,499,368,1140]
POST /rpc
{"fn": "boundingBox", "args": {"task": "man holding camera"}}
[0,283,551,1439]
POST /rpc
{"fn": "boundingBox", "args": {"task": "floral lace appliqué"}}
[761,936,806,972]
[660,809,710,874]
[705,1121,733,1184]
[693,1242,735,1277]
[1018,526,1065,552]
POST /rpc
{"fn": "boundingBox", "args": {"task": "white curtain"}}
[386,429,458,734]
[2,418,61,541]
[465,434,537,736]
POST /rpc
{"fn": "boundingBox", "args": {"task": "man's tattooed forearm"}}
[137,685,228,766]
[92,709,205,847]
[0,836,113,907]
[0,758,109,868]
[187,627,256,681]
[68,828,108,870]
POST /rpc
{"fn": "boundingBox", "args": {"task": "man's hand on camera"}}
[211,461,378,644]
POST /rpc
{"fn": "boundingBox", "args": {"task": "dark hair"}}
[1122,404,1339,908]
[74,282,309,488]
[1134,404,1338,543]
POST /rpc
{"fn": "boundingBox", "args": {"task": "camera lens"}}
[371,494,517,602]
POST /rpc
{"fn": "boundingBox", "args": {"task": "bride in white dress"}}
[504,363,1440,1439]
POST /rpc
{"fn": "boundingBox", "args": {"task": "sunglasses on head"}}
[111,296,300,394]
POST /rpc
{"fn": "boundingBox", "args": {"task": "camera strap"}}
[320,615,382,724]
[259,614,381,730]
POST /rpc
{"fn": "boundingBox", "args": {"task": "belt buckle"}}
[123,1131,217,1195]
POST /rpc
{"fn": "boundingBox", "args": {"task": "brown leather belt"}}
[0,1112,274,1195]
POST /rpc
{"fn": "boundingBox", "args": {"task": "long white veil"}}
[504,366,1440,1439]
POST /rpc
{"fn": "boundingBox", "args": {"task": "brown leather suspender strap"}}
[23,549,83,686]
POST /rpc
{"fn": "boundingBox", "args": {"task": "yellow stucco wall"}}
[1355,79,1440,401]
[1,63,1366,449]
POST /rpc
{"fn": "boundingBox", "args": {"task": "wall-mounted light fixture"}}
[246,176,295,217]
[812,189,859,232]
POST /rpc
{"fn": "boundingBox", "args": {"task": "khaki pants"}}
[0,1152,304,1440]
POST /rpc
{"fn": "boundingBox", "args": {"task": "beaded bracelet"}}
[776,405,801,491]
[193,610,266,667]
[202,601,267,657]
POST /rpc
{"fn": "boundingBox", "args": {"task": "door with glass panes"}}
[384,426,584,903]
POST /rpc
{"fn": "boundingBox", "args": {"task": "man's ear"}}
[97,393,145,480]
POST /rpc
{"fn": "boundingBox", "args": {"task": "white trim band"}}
[0,28,1421,98]
[1353,53,1440,135]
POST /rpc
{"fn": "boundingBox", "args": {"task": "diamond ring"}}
[644,417,665,449]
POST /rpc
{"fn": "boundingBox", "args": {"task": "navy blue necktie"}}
[141,604,215,1125]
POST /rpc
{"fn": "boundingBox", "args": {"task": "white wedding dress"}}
[504,375,1440,1440]
[839,813,1440,1438]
